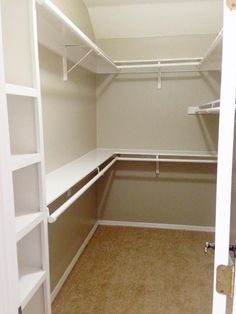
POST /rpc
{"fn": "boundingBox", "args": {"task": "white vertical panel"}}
[212,2,236,314]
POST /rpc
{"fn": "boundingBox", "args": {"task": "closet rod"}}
[48,158,116,223]
[116,157,217,164]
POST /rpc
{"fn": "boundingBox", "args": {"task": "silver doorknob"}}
[205,241,215,254]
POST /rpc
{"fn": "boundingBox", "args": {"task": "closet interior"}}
[1,0,236,313]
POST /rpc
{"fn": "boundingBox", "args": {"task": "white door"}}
[212,1,236,313]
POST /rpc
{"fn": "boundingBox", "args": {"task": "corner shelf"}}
[11,154,41,171]
[16,212,44,242]
[19,267,46,309]
[6,84,38,97]
[36,0,118,75]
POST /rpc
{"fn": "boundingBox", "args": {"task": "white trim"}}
[50,222,99,302]
[98,220,215,233]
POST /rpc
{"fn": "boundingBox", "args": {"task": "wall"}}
[96,35,219,227]
[38,0,97,292]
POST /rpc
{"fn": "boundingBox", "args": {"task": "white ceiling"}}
[83,0,223,39]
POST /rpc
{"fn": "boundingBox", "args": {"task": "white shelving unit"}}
[36,0,118,79]
[46,148,217,210]
[0,0,51,313]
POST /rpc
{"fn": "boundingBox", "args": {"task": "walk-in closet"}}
[0,1,236,313]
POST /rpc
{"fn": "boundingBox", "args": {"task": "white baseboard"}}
[51,221,99,303]
[98,219,215,233]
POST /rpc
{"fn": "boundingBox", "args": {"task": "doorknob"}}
[205,241,215,254]
[205,242,236,258]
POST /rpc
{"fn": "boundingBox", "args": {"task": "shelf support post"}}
[63,47,93,81]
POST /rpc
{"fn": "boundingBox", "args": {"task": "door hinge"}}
[227,0,236,10]
[216,265,235,297]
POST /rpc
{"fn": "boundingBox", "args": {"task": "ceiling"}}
[83,0,223,39]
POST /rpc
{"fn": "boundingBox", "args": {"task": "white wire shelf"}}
[11,154,41,171]
[188,98,236,115]
[16,212,44,242]
[5,84,38,97]
[19,267,46,309]
[36,0,118,75]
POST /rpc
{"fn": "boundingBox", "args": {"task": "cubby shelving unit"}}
[0,0,51,313]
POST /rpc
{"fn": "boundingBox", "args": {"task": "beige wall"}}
[39,46,96,173]
[96,35,219,226]
[39,0,98,292]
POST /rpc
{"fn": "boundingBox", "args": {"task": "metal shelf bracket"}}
[62,46,93,81]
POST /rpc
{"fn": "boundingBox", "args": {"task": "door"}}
[212,1,236,313]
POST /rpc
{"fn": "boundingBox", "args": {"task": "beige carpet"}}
[52,226,214,314]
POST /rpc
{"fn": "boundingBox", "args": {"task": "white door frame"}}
[212,1,236,313]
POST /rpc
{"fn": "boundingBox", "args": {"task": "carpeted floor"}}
[52,226,214,314]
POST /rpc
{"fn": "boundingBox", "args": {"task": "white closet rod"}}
[116,61,200,70]
[48,154,217,223]
[48,158,116,223]
[114,57,202,64]
[116,157,217,164]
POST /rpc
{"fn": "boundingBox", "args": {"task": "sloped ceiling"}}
[83,0,223,39]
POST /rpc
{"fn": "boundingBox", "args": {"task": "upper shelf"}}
[36,0,222,78]
[36,0,118,74]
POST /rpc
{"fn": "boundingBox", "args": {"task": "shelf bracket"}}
[63,47,93,81]
[157,62,162,89]
[156,155,160,175]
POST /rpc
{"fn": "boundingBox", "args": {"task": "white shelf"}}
[11,154,41,171]
[36,0,118,74]
[188,98,236,115]
[16,212,44,242]
[5,84,38,97]
[19,267,46,309]
[46,148,217,205]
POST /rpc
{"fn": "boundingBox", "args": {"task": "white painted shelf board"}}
[36,0,118,74]
[46,148,217,205]
[5,84,38,97]
[11,154,41,171]
[16,212,44,242]
[46,149,115,204]
[19,267,46,309]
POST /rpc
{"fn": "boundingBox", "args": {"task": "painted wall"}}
[38,0,97,292]
[96,35,219,226]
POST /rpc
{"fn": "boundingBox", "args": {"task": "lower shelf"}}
[19,267,46,309]
[16,212,44,242]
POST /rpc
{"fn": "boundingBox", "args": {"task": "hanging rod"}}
[115,58,202,74]
[48,158,116,223]
[116,157,217,164]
